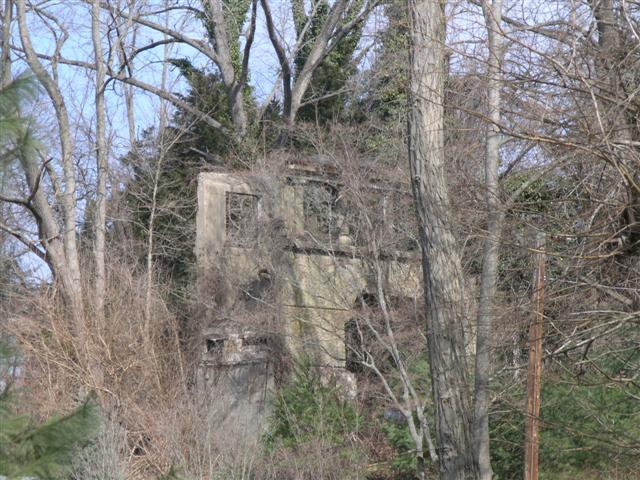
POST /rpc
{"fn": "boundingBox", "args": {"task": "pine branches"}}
[0,341,98,480]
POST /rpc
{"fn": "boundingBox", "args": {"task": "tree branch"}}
[0,220,48,262]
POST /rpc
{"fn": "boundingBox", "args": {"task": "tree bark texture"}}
[407,0,477,478]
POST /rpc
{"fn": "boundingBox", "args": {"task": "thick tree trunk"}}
[204,0,248,136]
[473,2,503,479]
[19,156,70,288]
[407,1,477,478]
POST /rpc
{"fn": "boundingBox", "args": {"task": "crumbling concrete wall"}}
[195,170,422,439]
[198,325,273,446]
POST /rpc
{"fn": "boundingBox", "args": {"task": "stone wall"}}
[195,170,422,440]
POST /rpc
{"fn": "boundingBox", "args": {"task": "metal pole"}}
[524,231,545,480]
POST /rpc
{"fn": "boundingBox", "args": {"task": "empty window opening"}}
[226,192,259,246]
[244,335,269,348]
[303,182,341,241]
[345,319,363,373]
[206,338,224,353]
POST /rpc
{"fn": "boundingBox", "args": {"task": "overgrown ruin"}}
[195,160,422,442]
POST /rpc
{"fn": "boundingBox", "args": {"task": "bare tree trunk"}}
[473,2,504,479]
[124,81,136,146]
[203,0,248,136]
[19,155,70,287]
[91,0,108,318]
[145,6,171,329]
[112,0,138,149]
[260,0,293,118]
[0,0,12,268]
[286,0,349,124]
[408,0,477,478]
[16,0,84,323]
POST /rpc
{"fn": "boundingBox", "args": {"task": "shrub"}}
[266,356,362,448]
[490,370,640,480]
[264,356,368,479]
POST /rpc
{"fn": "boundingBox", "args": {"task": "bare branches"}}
[0,220,48,261]
[102,0,252,136]
[261,0,378,124]
[260,0,293,117]
[16,0,83,311]
[100,2,218,62]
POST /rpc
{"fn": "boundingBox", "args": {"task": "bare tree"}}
[0,0,12,87]
[349,263,438,480]
[339,165,439,479]
[589,0,640,239]
[104,0,257,137]
[260,0,377,125]
[91,0,108,318]
[408,0,477,478]
[108,0,141,155]
[473,1,504,479]
[15,0,85,324]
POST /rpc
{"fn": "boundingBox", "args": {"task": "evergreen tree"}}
[0,76,39,300]
[351,0,408,124]
[0,341,98,479]
[294,1,365,123]
[168,60,238,162]
[0,74,38,170]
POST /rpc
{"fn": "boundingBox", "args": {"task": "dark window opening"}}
[206,338,224,352]
[244,335,269,347]
[226,192,259,247]
[356,292,378,308]
[345,319,363,373]
[303,182,341,242]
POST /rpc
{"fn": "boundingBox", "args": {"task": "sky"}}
[5,0,379,280]
[3,0,580,281]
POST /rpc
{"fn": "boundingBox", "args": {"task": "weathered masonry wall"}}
[195,170,422,441]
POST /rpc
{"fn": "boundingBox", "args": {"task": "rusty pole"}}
[524,231,546,480]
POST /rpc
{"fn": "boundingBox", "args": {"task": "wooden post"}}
[524,231,545,480]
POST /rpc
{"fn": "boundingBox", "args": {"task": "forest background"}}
[0,0,639,479]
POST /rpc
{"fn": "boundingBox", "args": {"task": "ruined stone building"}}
[195,160,422,443]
